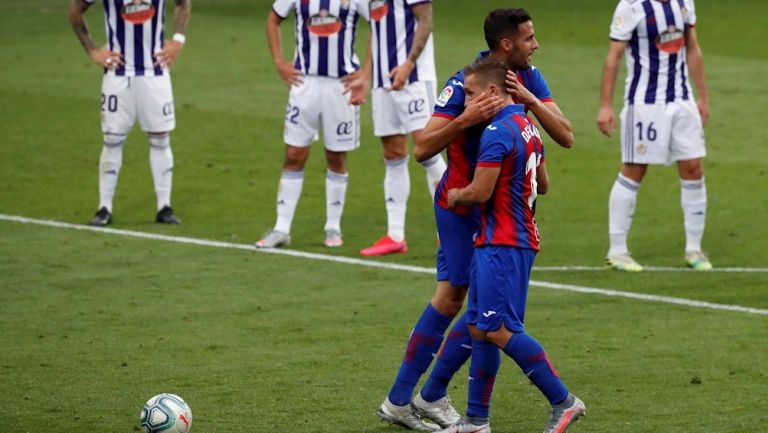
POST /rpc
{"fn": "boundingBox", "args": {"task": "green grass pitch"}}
[1,1,767,432]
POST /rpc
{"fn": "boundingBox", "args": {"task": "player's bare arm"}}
[537,160,549,194]
[266,10,303,87]
[414,92,504,162]
[388,3,432,91]
[685,27,709,126]
[504,71,573,148]
[155,0,191,68]
[342,33,372,105]
[447,166,501,208]
[68,0,124,69]
[596,40,627,137]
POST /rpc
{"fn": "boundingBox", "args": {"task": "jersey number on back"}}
[525,153,538,209]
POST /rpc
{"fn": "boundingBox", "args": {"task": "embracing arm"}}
[528,100,573,149]
[447,166,501,207]
[536,160,549,195]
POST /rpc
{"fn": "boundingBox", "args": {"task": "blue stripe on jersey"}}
[151,0,162,75]
[627,30,641,104]
[336,5,348,77]
[300,1,311,73]
[404,5,418,83]
[662,1,677,102]
[373,18,384,88]
[317,0,331,76]
[642,0,659,104]
[385,0,397,80]
[115,0,126,76]
[134,21,145,76]
[676,0,690,101]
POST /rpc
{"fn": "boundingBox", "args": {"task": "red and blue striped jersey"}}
[474,104,545,251]
[84,0,168,76]
[432,53,553,215]
[273,0,364,78]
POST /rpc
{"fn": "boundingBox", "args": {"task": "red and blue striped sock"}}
[420,313,472,402]
[503,333,569,405]
[466,339,500,420]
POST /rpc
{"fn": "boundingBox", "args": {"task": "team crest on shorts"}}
[369,0,388,22]
[656,26,685,54]
[436,86,453,107]
[307,10,342,37]
[636,142,646,155]
[121,0,156,25]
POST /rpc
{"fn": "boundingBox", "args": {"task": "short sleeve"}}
[519,66,553,103]
[684,0,697,26]
[433,74,466,120]
[477,125,511,166]
[272,0,294,19]
[609,0,643,41]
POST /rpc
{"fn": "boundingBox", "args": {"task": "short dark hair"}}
[484,8,532,50]
[463,57,509,89]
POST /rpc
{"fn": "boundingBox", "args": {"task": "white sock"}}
[149,134,173,211]
[680,178,707,252]
[274,169,304,234]
[98,133,126,212]
[421,154,446,201]
[384,156,410,242]
[608,173,640,257]
[325,170,349,232]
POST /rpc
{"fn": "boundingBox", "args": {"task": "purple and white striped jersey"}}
[359,0,436,89]
[272,0,364,79]
[610,0,696,104]
[84,0,168,76]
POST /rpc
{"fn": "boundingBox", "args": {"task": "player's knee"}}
[679,161,703,180]
[103,133,127,148]
[325,151,346,173]
[468,325,486,342]
[485,327,514,348]
[148,132,170,149]
[284,146,308,170]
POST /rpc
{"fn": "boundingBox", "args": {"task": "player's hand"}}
[155,40,183,68]
[89,46,124,70]
[447,188,460,209]
[387,60,415,91]
[458,91,505,127]
[596,106,616,136]
[697,98,709,127]
[505,70,537,106]
[275,59,304,87]
[341,69,370,105]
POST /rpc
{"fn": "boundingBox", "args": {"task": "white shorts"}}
[101,73,175,134]
[283,75,360,152]
[620,100,706,165]
[372,81,436,137]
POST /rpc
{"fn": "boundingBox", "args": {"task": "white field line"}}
[1,214,767,317]
[534,265,768,273]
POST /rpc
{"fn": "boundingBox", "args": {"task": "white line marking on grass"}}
[534,265,768,273]
[2,214,767,317]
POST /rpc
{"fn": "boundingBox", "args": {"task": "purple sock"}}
[388,303,453,406]
[503,333,569,405]
[420,313,472,402]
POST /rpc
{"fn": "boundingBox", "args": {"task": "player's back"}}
[474,104,544,251]
[611,0,696,104]
[273,0,364,78]
[93,0,167,76]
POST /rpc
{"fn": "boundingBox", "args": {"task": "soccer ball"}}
[139,393,193,433]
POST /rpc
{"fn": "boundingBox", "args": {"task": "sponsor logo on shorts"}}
[307,10,342,37]
[336,121,354,135]
[121,0,155,25]
[436,86,453,107]
[408,98,425,114]
[162,103,173,116]
[482,310,496,318]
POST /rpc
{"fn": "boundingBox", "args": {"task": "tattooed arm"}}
[156,0,192,67]
[388,2,433,90]
[68,0,123,69]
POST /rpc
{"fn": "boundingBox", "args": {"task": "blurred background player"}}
[256,0,368,249]
[69,0,190,226]
[442,57,584,433]
[357,0,447,256]
[376,8,574,431]
[597,0,711,271]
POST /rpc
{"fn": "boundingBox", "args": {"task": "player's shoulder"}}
[435,71,465,108]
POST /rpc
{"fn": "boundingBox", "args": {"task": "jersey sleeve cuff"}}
[477,161,502,168]
[432,112,456,120]
[610,36,631,42]
[272,7,288,20]
[408,0,433,5]
[540,97,554,103]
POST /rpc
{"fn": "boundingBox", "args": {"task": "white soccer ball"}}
[139,393,193,433]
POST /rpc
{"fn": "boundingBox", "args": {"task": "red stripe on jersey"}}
[436,132,474,215]
[511,114,541,251]
[432,113,456,120]
[477,161,501,168]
